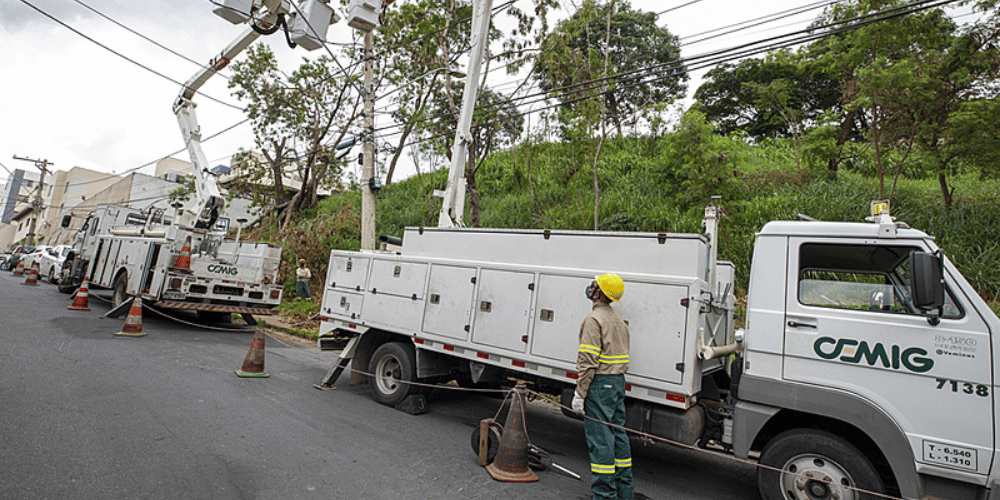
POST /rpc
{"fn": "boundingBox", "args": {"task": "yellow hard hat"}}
[595,272,624,302]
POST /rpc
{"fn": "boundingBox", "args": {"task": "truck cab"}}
[738,214,999,500]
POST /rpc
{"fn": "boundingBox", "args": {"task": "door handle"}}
[787,321,816,329]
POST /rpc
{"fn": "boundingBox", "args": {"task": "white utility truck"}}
[58,204,283,321]
[317,200,1000,500]
[316,1,997,497]
[59,0,339,321]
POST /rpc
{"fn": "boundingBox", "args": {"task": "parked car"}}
[37,245,72,283]
[19,245,51,275]
[3,244,35,271]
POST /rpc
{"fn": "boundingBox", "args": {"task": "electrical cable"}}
[368,0,961,142]
[16,0,244,111]
[367,0,964,154]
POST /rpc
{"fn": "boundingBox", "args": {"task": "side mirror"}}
[910,251,944,311]
[61,215,72,228]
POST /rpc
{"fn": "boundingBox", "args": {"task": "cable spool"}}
[470,419,504,464]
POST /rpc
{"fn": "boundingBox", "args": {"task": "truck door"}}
[782,238,993,478]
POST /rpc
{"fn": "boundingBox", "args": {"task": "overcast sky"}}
[0,0,975,188]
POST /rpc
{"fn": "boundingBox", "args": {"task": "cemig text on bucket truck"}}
[318,200,999,500]
[58,0,341,322]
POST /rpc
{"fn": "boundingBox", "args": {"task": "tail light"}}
[169,278,183,290]
[270,289,280,299]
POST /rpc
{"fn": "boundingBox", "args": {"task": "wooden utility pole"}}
[12,155,53,246]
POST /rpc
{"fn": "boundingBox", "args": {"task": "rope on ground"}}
[81,288,905,499]
[524,388,906,500]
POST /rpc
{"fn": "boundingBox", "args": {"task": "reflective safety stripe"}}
[615,457,632,468]
[598,354,629,364]
[579,344,601,355]
[591,463,616,474]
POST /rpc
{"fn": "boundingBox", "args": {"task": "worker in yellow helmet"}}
[573,272,632,500]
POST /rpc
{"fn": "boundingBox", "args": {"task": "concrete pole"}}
[12,155,52,247]
[361,30,376,251]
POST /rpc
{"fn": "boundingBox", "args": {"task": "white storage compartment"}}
[422,265,477,341]
[327,254,369,292]
[617,281,692,385]
[368,260,427,299]
[530,273,596,363]
[322,289,364,320]
[364,292,424,331]
[470,269,535,353]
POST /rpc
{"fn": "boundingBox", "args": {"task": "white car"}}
[19,245,51,275]
[37,245,72,284]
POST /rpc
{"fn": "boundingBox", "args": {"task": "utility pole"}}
[360,30,376,251]
[12,155,53,246]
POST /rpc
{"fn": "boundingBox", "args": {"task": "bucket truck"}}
[58,0,339,322]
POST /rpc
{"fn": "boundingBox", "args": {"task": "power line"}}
[17,0,244,111]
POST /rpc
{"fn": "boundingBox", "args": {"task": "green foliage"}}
[534,0,686,134]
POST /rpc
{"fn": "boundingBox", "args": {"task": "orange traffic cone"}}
[115,297,146,337]
[68,277,92,311]
[12,261,24,276]
[22,263,40,285]
[170,236,193,274]
[486,382,539,482]
[235,330,269,378]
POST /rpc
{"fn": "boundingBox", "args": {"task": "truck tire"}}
[368,342,419,407]
[112,273,129,309]
[47,268,57,284]
[758,429,885,500]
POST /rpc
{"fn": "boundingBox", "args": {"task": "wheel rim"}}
[374,354,403,396]
[779,453,856,500]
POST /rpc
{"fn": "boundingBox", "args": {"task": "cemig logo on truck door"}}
[814,337,934,373]
[206,264,238,276]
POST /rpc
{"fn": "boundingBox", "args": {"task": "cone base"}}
[22,282,39,285]
[68,305,91,311]
[115,331,147,337]
[486,463,539,482]
[235,369,269,378]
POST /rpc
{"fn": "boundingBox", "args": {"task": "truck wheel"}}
[758,429,884,500]
[368,342,419,407]
[48,268,56,284]
[112,273,129,309]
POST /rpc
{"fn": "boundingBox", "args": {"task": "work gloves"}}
[572,391,585,414]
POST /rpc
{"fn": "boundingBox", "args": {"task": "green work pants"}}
[585,374,633,500]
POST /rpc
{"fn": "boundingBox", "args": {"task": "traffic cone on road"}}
[22,263,40,285]
[68,277,92,311]
[114,297,146,337]
[170,236,193,274]
[235,330,269,378]
[486,382,539,482]
[12,261,24,276]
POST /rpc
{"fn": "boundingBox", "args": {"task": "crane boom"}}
[171,1,291,230]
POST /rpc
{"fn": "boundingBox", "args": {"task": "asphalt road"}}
[0,271,759,500]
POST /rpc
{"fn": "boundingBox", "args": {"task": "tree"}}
[227,44,360,229]
[534,0,686,136]
[376,0,473,185]
[693,56,842,141]
[422,83,523,226]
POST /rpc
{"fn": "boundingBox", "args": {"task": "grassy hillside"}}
[301,135,1000,306]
